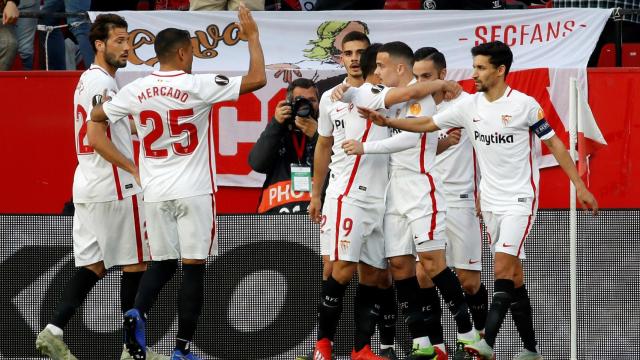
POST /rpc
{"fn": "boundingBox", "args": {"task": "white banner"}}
[89,9,611,188]
[90,9,610,71]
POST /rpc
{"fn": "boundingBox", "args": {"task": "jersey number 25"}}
[139,108,198,158]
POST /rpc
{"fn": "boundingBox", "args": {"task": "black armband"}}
[530,118,552,138]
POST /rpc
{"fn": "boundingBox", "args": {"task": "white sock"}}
[380,344,395,350]
[45,324,63,336]
[413,336,432,349]
[458,328,478,342]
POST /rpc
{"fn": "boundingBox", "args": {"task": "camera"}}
[285,96,314,119]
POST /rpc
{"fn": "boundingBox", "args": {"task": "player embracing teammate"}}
[359,41,598,360]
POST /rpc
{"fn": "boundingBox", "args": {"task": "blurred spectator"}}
[40,0,93,70]
[0,0,18,70]
[153,0,189,10]
[190,0,264,11]
[417,0,503,9]
[248,78,319,214]
[14,0,37,69]
[90,0,139,10]
[555,0,639,23]
[313,0,385,10]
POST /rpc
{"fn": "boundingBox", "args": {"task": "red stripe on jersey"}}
[207,113,216,191]
[207,113,217,256]
[445,127,462,135]
[517,215,533,257]
[334,195,344,261]
[209,194,217,255]
[472,149,478,200]
[341,120,373,197]
[528,133,538,211]
[131,194,144,263]
[106,127,124,200]
[420,133,437,239]
[507,87,513,97]
[419,134,426,174]
[425,172,438,240]
[151,71,186,77]
[518,133,538,257]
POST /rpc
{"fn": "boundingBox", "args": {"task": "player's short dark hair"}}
[471,41,513,78]
[154,28,191,62]
[379,41,414,67]
[341,31,370,48]
[414,47,447,71]
[286,78,318,100]
[360,43,382,78]
[89,13,128,53]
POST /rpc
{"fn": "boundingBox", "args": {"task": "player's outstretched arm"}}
[357,106,440,133]
[543,135,598,215]
[383,80,461,108]
[344,130,420,156]
[309,135,333,223]
[237,5,267,94]
[87,121,140,185]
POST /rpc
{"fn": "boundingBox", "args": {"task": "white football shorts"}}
[385,169,447,256]
[144,194,217,260]
[327,197,387,269]
[73,194,150,269]
[445,206,482,271]
[319,196,338,256]
[482,211,536,260]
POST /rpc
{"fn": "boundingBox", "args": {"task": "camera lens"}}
[293,96,312,118]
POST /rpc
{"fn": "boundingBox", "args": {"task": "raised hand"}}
[237,4,258,41]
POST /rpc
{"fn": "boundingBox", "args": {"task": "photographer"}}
[249,78,319,214]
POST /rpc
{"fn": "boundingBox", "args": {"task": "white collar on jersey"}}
[89,64,113,78]
[151,70,186,77]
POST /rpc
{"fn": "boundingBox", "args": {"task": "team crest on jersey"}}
[409,102,422,116]
[537,108,545,120]
[371,84,385,94]
[340,239,350,250]
[501,114,513,126]
[215,75,229,86]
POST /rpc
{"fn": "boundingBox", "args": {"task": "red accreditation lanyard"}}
[291,132,306,164]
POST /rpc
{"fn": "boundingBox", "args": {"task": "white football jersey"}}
[433,92,477,208]
[73,65,141,203]
[103,70,241,202]
[333,82,391,204]
[433,87,554,215]
[317,80,349,198]
[388,79,438,174]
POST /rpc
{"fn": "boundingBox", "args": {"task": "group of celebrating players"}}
[32,5,598,360]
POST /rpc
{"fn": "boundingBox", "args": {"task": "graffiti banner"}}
[88,9,611,188]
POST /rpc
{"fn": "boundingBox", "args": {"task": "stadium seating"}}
[597,42,640,67]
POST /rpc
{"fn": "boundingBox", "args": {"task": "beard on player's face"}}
[104,50,127,69]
